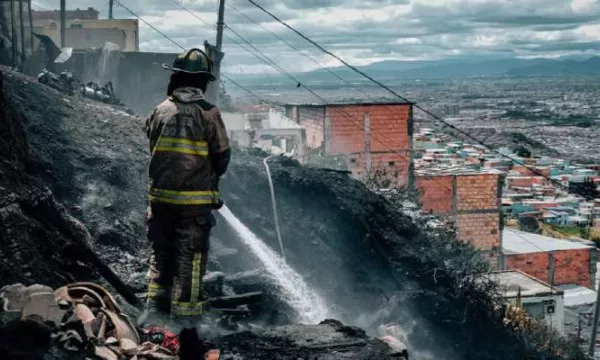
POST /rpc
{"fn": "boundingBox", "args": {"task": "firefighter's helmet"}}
[162,48,215,81]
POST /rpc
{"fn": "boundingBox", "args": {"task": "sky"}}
[32,0,600,74]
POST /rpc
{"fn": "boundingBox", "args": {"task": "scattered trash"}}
[37,69,124,106]
[81,81,124,106]
[0,282,177,360]
[37,69,79,96]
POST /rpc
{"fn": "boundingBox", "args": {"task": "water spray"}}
[263,155,286,260]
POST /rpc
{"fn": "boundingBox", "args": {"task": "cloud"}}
[34,0,600,74]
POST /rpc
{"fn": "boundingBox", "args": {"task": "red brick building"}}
[416,170,504,267]
[285,102,414,185]
[502,229,595,288]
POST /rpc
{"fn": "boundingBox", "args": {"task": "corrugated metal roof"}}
[557,285,597,307]
[502,229,593,255]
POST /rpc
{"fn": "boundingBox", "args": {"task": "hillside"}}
[0,67,586,360]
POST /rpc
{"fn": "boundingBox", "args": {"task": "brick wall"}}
[416,175,453,214]
[290,103,412,183]
[326,103,412,183]
[553,249,591,287]
[297,106,325,149]
[506,177,545,188]
[455,213,501,250]
[416,173,502,262]
[504,252,549,283]
[456,174,499,211]
[505,249,591,288]
[327,104,411,154]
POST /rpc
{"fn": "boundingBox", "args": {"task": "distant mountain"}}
[506,56,600,76]
[308,57,600,79]
[228,56,600,87]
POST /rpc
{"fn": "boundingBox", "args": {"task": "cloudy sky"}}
[32,0,600,74]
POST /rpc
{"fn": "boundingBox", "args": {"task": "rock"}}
[212,321,403,359]
[21,292,65,327]
[0,317,53,358]
[0,283,65,327]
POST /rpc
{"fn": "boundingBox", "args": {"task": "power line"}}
[112,0,271,105]
[243,0,574,194]
[119,0,593,285]
[168,0,419,155]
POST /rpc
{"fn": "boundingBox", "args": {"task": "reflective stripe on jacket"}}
[145,87,230,213]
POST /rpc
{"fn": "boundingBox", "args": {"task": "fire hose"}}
[264,155,286,260]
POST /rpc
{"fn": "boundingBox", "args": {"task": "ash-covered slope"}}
[218,156,585,360]
[0,67,584,360]
[3,68,148,252]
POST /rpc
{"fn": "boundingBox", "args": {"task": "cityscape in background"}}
[2,1,600,358]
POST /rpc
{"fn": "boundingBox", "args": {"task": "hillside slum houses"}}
[228,103,600,342]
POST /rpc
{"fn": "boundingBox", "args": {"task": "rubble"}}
[0,282,406,360]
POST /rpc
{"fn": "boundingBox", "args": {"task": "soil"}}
[0,67,586,360]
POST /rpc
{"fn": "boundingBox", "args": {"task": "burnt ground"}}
[0,67,587,359]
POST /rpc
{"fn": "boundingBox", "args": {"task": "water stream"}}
[219,205,330,324]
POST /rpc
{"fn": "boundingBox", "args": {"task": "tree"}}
[569,178,599,201]
[513,145,531,158]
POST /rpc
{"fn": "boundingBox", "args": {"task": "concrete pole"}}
[28,0,33,54]
[60,0,65,48]
[109,0,113,19]
[204,0,226,105]
[19,0,25,60]
[215,0,225,50]
[588,281,600,356]
[213,0,225,103]
[10,0,17,66]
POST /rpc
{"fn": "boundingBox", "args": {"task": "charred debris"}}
[0,66,588,359]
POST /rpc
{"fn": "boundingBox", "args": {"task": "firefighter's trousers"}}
[146,210,214,318]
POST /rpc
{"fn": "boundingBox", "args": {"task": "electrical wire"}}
[113,0,271,105]
[119,0,593,286]
[243,0,573,193]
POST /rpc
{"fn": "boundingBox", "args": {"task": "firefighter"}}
[139,48,230,326]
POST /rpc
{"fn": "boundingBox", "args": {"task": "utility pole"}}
[28,0,34,54]
[204,0,225,104]
[19,0,25,61]
[10,0,17,66]
[60,0,65,48]
[215,0,225,51]
[588,278,600,356]
[108,0,113,19]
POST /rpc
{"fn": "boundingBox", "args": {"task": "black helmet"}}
[162,48,216,81]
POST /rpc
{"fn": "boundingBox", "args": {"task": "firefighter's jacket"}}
[145,87,230,215]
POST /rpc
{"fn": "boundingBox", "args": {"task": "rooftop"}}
[32,7,99,21]
[502,229,593,255]
[489,270,562,298]
[415,167,503,176]
[557,284,597,307]
[284,100,413,107]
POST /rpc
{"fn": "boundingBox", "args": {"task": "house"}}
[285,101,414,185]
[502,229,595,288]
[489,270,565,335]
[31,8,139,51]
[543,211,569,226]
[416,169,504,267]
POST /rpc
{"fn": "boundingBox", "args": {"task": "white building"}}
[490,270,565,335]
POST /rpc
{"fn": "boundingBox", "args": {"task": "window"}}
[70,23,83,29]
[350,158,357,164]
[388,161,395,167]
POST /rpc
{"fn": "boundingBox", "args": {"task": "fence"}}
[0,0,33,66]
